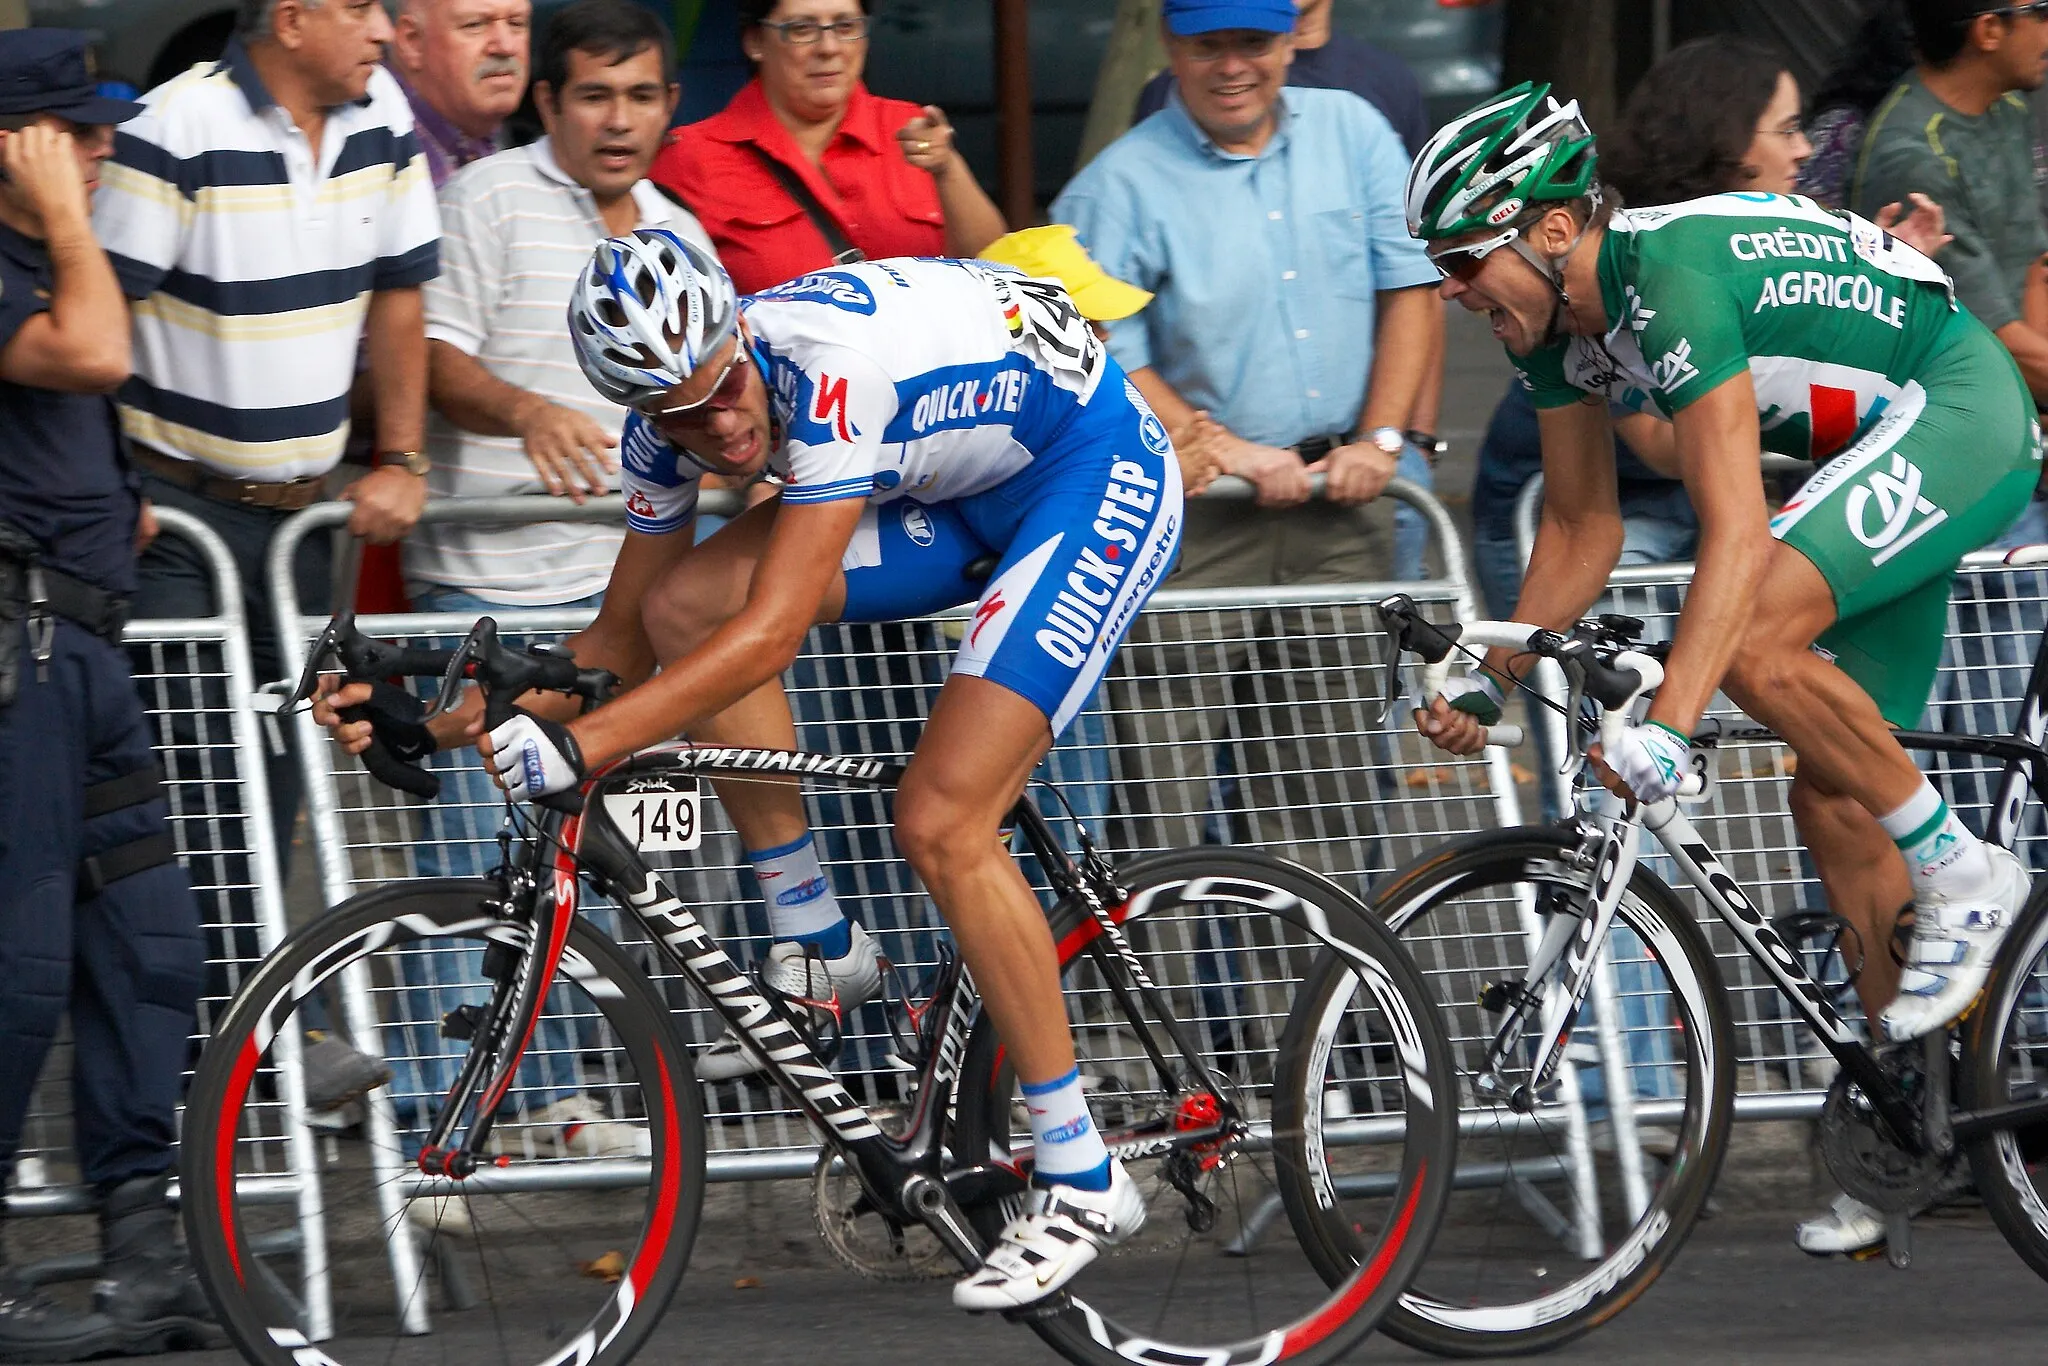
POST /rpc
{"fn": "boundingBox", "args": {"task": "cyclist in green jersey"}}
[1405,82,2041,1045]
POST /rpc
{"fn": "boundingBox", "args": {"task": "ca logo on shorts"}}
[900,503,935,547]
[1846,452,1947,566]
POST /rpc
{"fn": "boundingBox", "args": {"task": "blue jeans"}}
[1392,443,1435,581]
[384,586,606,1128]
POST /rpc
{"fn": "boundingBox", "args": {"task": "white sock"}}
[1877,781,1993,897]
[747,833,846,944]
[1021,1067,1112,1190]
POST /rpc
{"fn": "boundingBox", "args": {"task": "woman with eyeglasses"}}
[650,0,1006,297]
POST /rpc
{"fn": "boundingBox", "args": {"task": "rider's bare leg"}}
[638,498,846,853]
[1716,544,1923,812]
[1787,772,1909,1018]
[891,675,1073,1088]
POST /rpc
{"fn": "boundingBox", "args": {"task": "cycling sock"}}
[747,833,847,945]
[1879,782,1993,897]
[1022,1067,1112,1191]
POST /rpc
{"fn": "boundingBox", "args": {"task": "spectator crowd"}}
[4,0,2048,1354]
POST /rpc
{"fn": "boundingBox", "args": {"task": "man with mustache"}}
[388,0,532,189]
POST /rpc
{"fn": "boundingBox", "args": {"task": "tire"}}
[180,881,705,1366]
[1367,827,1734,1357]
[1962,871,2048,1282]
[953,848,1457,1366]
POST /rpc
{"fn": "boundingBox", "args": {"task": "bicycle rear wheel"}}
[1962,870,2048,1282]
[1368,827,1733,1357]
[180,881,704,1366]
[953,847,1456,1366]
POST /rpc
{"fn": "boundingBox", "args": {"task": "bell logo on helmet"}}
[1486,197,1526,227]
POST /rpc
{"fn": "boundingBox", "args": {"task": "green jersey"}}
[1512,193,1958,462]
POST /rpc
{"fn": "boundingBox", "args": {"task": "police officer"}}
[0,31,216,1362]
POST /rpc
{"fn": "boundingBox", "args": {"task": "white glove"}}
[488,711,586,801]
[1606,721,1691,804]
[1437,673,1505,727]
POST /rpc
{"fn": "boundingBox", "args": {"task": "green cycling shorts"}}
[1768,314,2042,727]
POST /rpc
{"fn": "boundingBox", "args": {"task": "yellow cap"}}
[976,224,1154,322]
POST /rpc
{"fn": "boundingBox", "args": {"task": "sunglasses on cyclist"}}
[1985,1,2048,18]
[635,342,751,419]
[1427,226,1520,283]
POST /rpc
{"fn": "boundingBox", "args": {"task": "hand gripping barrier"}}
[258,478,1632,1309]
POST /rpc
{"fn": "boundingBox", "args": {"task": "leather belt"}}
[1293,433,1352,463]
[134,446,326,512]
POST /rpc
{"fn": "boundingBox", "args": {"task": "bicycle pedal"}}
[1000,1290,1074,1323]
[1846,1242,1889,1263]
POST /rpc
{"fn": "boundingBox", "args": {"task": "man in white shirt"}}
[387,0,715,1160]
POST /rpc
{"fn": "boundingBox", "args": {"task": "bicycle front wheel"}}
[953,847,1457,1366]
[180,880,705,1366]
[1368,827,1734,1357]
[1962,869,2048,1284]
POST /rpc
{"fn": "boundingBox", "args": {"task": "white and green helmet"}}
[1404,82,1600,242]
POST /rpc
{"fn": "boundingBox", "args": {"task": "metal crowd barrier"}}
[9,508,319,1290]
[1511,474,2048,1121]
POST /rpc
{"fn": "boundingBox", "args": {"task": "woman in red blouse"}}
[651,0,1007,294]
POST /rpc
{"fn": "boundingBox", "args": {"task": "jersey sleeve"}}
[1511,339,1586,410]
[773,345,900,506]
[1620,259,1752,414]
[618,412,702,535]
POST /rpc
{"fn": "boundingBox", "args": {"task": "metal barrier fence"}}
[10,507,319,1271]
[1511,475,2048,1117]
[267,482,1556,1194]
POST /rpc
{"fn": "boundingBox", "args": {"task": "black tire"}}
[180,881,705,1366]
[1962,870,2048,1282]
[1367,827,1734,1357]
[953,847,1457,1366]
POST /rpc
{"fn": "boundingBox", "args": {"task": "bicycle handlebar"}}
[286,612,621,801]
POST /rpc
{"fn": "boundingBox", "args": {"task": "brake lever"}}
[1372,595,1418,724]
[282,612,355,711]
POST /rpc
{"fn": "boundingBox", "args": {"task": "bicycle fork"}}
[1479,799,1643,1112]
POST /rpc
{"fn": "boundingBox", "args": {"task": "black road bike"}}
[177,613,1459,1366]
[1331,595,2048,1357]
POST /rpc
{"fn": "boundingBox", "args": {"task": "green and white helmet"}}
[1405,82,1600,242]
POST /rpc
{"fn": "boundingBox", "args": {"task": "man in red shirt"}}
[651,0,1004,293]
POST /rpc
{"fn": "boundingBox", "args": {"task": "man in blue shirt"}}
[1052,0,1440,881]
[1132,0,1430,159]
[0,31,216,1361]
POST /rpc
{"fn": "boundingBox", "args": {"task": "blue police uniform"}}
[0,211,204,1192]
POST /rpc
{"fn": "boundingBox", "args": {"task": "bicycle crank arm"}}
[902,1171,989,1271]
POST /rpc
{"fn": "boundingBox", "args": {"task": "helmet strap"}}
[1509,186,1603,347]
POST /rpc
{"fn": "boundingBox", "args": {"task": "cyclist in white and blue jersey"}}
[486,231,1178,1309]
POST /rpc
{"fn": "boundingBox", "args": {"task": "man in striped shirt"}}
[89,0,442,1114]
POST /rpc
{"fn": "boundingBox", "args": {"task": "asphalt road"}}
[82,1205,2040,1366]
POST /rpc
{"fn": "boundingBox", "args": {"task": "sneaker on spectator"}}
[1795,1193,1886,1257]
[301,1034,392,1114]
[512,1096,650,1159]
[407,1195,473,1239]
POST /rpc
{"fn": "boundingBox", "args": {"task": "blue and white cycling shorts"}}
[837,378,1183,736]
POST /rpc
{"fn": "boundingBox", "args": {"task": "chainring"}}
[1817,1046,1961,1215]
[809,1149,954,1282]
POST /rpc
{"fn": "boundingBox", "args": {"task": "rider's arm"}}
[1614,411,1679,477]
[566,498,866,769]
[1994,318,2048,406]
[1642,372,1775,736]
[567,527,697,690]
[1496,397,1627,648]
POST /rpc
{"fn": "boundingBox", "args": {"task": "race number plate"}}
[1677,721,1720,806]
[602,774,702,852]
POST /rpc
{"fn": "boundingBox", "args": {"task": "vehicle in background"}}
[32,0,1500,207]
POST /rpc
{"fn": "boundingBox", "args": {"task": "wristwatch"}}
[380,450,432,477]
[1405,429,1450,465]
[1366,426,1407,457]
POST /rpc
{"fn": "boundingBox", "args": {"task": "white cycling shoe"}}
[1881,846,2033,1041]
[1795,1193,1886,1257]
[695,923,885,1082]
[953,1163,1147,1312]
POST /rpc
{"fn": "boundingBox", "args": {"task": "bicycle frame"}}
[415,740,1236,1267]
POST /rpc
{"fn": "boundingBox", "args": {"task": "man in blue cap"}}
[0,29,218,1364]
[1053,0,1440,876]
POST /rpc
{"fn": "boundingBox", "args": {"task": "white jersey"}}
[620,257,1112,533]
